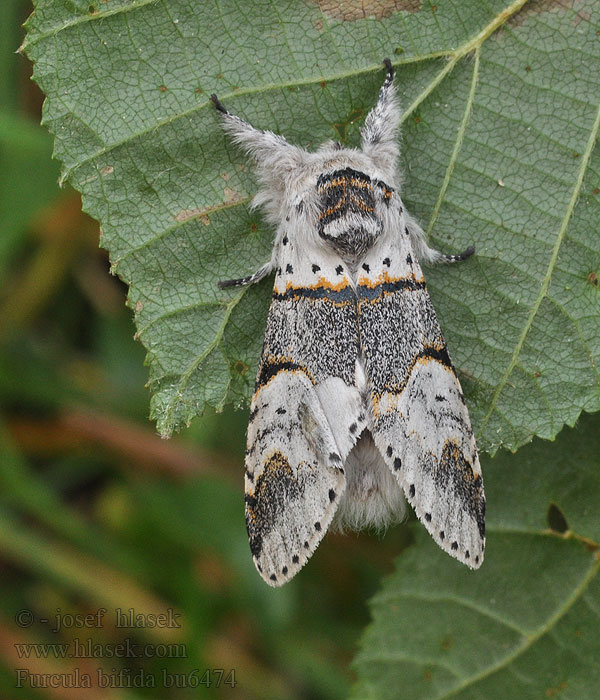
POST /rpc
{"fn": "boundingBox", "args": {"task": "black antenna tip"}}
[458,245,475,260]
[383,58,394,79]
[210,93,228,114]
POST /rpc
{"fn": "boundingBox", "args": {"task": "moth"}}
[211,59,485,586]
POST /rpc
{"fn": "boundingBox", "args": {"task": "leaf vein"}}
[479,100,600,433]
[379,590,529,636]
[163,290,246,428]
[23,0,159,50]
[436,560,600,699]
[426,49,479,237]
[136,300,227,339]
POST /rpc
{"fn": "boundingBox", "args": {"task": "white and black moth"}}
[211,59,485,587]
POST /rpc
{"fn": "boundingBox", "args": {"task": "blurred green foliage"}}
[0,3,410,698]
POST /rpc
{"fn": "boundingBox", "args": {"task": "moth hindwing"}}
[211,58,484,586]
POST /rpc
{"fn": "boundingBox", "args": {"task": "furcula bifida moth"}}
[211,59,485,587]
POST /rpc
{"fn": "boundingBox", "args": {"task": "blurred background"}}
[0,2,412,698]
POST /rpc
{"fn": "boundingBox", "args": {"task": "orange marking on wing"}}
[357,270,425,288]
[274,277,350,294]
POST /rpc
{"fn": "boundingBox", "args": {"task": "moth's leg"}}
[360,59,401,172]
[405,213,475,265]
[218,261,273,289]
[432,246,475,263]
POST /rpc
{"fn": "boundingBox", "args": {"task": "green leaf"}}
[352,410,600,699]
[24,0,600,450]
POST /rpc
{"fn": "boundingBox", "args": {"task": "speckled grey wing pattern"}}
[245,238,368,586]
[357,226,486,568]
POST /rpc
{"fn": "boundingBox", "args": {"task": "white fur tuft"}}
[333,432,408,533]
